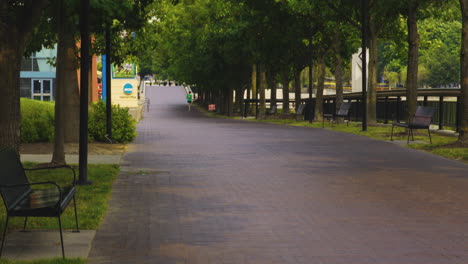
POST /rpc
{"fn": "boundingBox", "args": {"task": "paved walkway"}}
[88,86,468,264]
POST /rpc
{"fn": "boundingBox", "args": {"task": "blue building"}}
[20,47,56,101]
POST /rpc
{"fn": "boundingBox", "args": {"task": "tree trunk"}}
[52,3,67,165]
[406,3,420,122]
[235,85,244,114]
[259,66,267,119]
[459,0,468,145]
[281,70,290,114]
[334,53,344,124]
[251,64,257,116]
[267,70,277,110]
[367,22,378,125]
[0,1,48,152]
[227,87,233,117]
[314,54,326,122]
[0,39,23,152]
[63,35,80,143]
[294,67,302,112]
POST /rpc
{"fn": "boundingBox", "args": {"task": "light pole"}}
[361,0,368,131]
[78,0,92,185]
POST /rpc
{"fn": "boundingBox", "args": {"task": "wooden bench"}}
[0,148,79,258]
[323,102,352,127]
[390,106,436,144]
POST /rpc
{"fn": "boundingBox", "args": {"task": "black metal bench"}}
[323,102,352,127]
[0,148,79,258]
[390,106,436,144]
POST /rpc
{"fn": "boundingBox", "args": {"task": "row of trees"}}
[0,0,151,161]
[136,0,468,145]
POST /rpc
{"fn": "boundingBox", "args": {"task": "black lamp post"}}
[361,0,368,131]
[105,24,112,140]
[308,34,313,123]
[78,0,92,185]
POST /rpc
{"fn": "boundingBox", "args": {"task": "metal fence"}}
[321,89,461,131]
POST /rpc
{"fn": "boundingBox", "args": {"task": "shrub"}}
[20,98,55,143]
[88,100,137,143]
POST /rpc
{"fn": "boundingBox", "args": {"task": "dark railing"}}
[243,88,461,131]
[322,88,461,131]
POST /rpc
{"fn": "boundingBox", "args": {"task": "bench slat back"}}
[0,148,31,210]
[412,106,436,126]
[337,102,352,116]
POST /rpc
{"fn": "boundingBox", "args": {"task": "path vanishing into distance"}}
[88,85,468,264]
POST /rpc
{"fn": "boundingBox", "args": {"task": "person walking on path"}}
[186,91,193,111]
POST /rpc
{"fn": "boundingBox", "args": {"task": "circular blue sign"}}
[123,83,133,95]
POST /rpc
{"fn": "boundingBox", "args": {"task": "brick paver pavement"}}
[87,86,468,264]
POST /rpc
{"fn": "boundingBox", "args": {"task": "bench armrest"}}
[0,181,63,209]
[25,165,76,186]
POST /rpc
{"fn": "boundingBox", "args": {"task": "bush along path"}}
[20,98,137,144]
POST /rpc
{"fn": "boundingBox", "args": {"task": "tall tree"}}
[459,0,468,145]
[0,1,50,151]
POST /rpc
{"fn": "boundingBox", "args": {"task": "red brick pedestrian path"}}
[88,86,468,264]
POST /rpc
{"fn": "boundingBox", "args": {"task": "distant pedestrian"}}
[186,91,193,111]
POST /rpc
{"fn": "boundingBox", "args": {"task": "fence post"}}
[423,96,428,107]
[439,96,444,130]
[384,96,388,124]
[355,99,360,121]
[396,96,401,123]
[456,96,461,132]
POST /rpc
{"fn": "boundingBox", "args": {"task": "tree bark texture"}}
[235,85,244,114]
[251,64,257,116]
[367,22,378,125]
[227,87,233,117]
[0,1,49,151]
[294,67,302,112]
[459,0,468,145]
[406,3,420,122]
[314,55,326,122]
[52,3,67,165]
[281,70,290,114]
[334,54,344,123]
[258,67,267,119]
[268,71,277,110]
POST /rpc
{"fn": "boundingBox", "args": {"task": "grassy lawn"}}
[0,164,119,264]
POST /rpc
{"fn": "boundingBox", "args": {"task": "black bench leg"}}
[0,216,9,257]
[73,196,80,232]
[58,216,65,259]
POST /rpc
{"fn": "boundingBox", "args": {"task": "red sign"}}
[208,104,216,111]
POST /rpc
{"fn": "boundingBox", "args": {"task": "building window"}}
[32,79,53,101]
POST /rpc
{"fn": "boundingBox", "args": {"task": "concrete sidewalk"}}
[2,230,96,260]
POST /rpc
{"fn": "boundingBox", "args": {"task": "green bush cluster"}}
[88,100,137,143]
[20,98,55,143]
[20,99,137,144]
